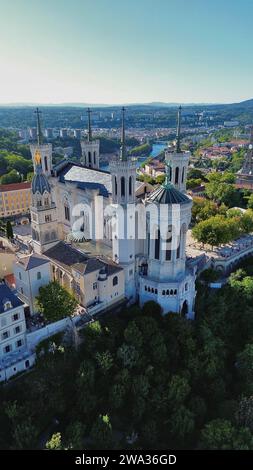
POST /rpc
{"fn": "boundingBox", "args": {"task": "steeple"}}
[120,107,127,161]
[34,107,43,145]
[80,107,100,168]
[176,105,182,153]
[87,107,92,142]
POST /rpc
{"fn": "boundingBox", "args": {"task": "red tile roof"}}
[0,182,31,192]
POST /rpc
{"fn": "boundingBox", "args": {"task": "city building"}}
[44,128,54,139]
[73,129,81,139]
[0,182,31,218]
[29,127,37,140]
[0,282,35,382]
[14,253,51,315]
[60,128,68,138]
[144,160,165,178]
[27,106,196,317]
[236,127,253,190]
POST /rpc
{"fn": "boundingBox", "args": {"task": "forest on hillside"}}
[2,258,253,450]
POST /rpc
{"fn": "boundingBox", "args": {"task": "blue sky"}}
[0,0,252,104]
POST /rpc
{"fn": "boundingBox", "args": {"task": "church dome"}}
[32,170,51,195]
[147,184,190,205]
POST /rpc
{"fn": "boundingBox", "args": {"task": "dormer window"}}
[3,300,12,311]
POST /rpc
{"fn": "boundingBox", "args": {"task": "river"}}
[100,142,167,172]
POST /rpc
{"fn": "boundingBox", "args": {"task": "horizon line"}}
[0,97,251,108]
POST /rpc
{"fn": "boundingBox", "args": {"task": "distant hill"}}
[232,98,253,107]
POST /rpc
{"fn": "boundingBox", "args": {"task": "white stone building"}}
[14,253,51,315]
[27,106,196,317]
[0,282,35,382]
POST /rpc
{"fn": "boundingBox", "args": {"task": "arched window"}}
[182,167,185,183]
[44,156,48,172]
[25,360,30,369]
[115,176,117,195]
[166,289,169,295]
[88,151,91,165]
[170,289,174,295]
[121,176,125,197]
[129,176,132,196]
[113,276,118,286]
[155,229,160,260]
[166,226,172,261]
[93,151,96,166]
[175,167,179,184]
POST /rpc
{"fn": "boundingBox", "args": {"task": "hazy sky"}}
[0,0,252,104]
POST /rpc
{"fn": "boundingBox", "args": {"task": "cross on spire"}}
[34,107,43,145]
[87,108,92,142]
[176,105,182,153]
[120,106,127,161]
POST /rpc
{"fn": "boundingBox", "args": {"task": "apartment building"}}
[0,182,31,218]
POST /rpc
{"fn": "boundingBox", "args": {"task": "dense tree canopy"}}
[2,270,253,450]
[36,281,78,322]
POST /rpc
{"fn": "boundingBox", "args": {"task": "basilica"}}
[27,107,196,318]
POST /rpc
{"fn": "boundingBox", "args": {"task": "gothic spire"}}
[34,107,43,145]
[176,105,182,153]
[120,106,127,161]
[87,108,92,142]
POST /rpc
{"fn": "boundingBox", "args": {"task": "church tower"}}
[165,106,190,193]
[30,111,58,254]
[80,108,100,169]
[30,108,53,177]
[110,107,136,302]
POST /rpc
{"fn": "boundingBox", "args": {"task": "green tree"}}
[124,321,143,350]
[200,419,253,450]
[117,343,139,369]
[192,215,238,248]
[236,396,253,431]
[237,344,253,382]
[36,281,77,322]
[65,421,85,449]
[167,375,191,406]
[90,415,113,449]
[6,220,13,239]
[46,432,62,450]
[0,169,21,184]
[95,351,114,374]
[247,194,253,210]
